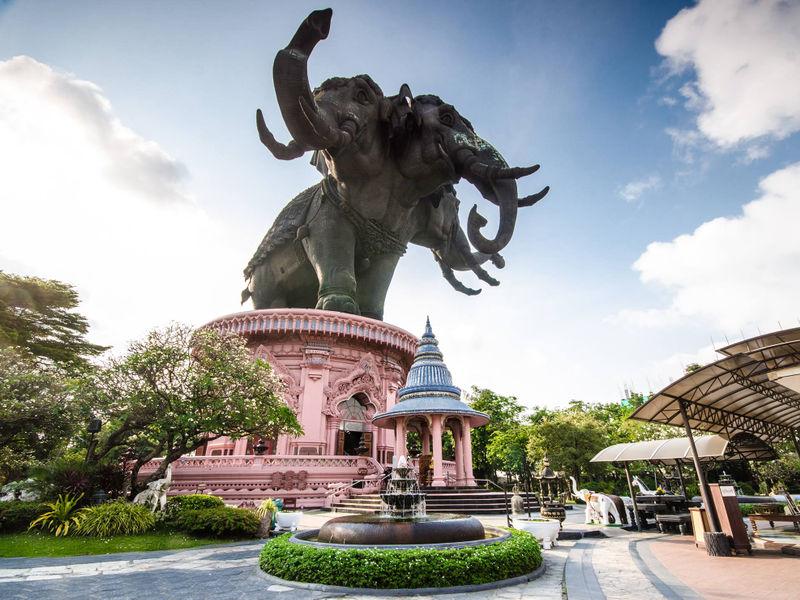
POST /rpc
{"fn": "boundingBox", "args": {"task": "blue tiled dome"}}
[372,318,489,427]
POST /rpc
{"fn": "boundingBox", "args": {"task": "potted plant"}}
[255,498,278,537]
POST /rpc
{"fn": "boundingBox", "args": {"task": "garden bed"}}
[259,529,542,589]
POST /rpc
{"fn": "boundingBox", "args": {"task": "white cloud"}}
[619,174,661,203]
[657,0,800,148]
[620,161,800,332]
[0,56,244,349]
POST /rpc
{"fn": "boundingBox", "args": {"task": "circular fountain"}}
[316,457,486,545]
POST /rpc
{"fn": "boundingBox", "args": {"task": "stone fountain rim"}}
[289,525,510,550]
[255,558,545,595]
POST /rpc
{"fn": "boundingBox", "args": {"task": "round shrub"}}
[259,529,541,589]
[0,501,48,533]
[79,501,156,536]
[161,494,225,529]
[177,506,259,538]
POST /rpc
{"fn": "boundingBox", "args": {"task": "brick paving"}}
[1,510,798,599]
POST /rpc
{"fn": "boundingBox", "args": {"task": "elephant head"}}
[399,95,549,255]
[256,8,413,179]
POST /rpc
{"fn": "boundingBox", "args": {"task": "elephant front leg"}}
[356,253,402,320]
[303,205,360,314]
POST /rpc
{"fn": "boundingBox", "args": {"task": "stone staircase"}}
[331,487,540,515]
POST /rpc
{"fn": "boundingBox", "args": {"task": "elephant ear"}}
[310,150,328,176]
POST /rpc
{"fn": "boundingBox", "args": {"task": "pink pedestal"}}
[140,309,417,506]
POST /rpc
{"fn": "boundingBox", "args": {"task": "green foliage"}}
[260,530,541,589]
[487,426,531,483]
[162,494,225,529]
[0,272,106,370]
[255,498,279,519]
[0,501,48,533]
[77,324,302,494]
[467,387,526,480]
[28,493,86,537]
[0,349,87,483]
[176,506,260,538]
[527,409,607,482]
[78,501,156,537]
[30,456,126,501]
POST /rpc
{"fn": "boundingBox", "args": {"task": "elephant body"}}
[243,9,548,319]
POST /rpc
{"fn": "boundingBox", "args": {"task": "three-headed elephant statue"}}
[242,8,548,320]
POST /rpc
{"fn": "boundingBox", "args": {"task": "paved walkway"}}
[1,511,798,599]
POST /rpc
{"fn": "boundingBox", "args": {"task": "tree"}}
[466,387,526,481]
[79,324,302,494]
[0,272,106,370]
[486,425,532,486]
[527,409,607,484]
[0,348,87,483]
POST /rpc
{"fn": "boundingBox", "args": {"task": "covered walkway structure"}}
[629,327,800,536]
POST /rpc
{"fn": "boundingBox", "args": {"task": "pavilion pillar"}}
[431,415,445,487]
[462,420,476,486]
[395,419,407,459]
[453,424,465,486]
[233,437,249,455]
[676,463,688,499]
[327,417,340,455]
[623,462,643,531]
[678,400,720,532]
[793,429,800,459]
[422,425,431,455]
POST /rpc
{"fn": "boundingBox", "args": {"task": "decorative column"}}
[462,420,476,486]
[327,417,341,455]
[431,414,445,486]
[422,424,431,455]
[233,437,249,455]
[453,424,465,486]
[395,418,407,458]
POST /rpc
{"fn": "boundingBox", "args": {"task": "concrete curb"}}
[255,561,546,595]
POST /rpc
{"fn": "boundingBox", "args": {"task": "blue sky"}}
[2,0,800,407]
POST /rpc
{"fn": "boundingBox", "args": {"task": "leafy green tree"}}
[527,409,608,483]
[0,272,105,370]
[466,387,526,481]
[79,324,303,494]
[0,348,87,483]
[487,425,533,486]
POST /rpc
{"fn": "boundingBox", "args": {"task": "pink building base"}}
[139,309,461,507]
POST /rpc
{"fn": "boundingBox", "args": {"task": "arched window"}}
[338,395,369,422]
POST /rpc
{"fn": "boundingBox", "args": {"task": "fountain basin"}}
[316,513,486,545]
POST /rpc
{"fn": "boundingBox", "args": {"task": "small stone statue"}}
[133,466,172,512]
[511,484,525,515]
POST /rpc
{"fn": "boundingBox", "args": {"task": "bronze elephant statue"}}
[242,8,548,320]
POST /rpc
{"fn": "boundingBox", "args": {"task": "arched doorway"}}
[336,394,375,456]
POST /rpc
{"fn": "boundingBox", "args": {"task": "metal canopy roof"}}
[591,433,776,465]
[629,328,800,442]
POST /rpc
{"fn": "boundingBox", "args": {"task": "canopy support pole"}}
[676,463,687,499]
[678,400,720,532]
[793,429,800,460]
[623,462,642,531]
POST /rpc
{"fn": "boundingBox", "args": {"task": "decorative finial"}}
[423,316,433,338]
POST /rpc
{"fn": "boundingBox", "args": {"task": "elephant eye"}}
[355,88,370,104]
[439,111,455,127]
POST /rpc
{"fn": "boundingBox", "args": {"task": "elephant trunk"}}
[273,9,352,150]
[454,145,520,255]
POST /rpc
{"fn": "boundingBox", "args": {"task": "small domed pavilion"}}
[372,318,489,487]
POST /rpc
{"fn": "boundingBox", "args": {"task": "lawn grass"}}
[0,531,244,558]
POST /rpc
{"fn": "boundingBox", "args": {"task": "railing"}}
[475,478,513,528]
[326,473,390,498]
[139,454,383,474]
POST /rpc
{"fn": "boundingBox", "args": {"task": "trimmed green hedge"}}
[259,529,542,589]
[177,506,259,538]
[161,494,225,530]
[0,501,48,533]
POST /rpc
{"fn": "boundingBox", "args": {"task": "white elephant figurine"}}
[133,466,173,512]
[569,476,630,526]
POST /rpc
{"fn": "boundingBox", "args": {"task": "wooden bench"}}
[656,512,692,535]
[749,514,800,534]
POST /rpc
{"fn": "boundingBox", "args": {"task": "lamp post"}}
[84,417,102,464]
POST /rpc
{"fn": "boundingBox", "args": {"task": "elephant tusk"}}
[298,96,353,149]
[469,161,540,181]
[518,185,550,207]
[256,109,306,160]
